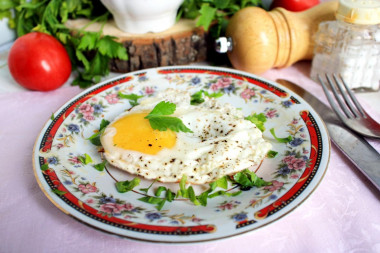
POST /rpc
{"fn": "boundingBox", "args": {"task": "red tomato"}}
[271,0,320,12]
[8,32,71,91]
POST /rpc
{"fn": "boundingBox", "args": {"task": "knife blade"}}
[276,79,380,191]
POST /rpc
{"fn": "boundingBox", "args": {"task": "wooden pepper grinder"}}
[216,1,338,74]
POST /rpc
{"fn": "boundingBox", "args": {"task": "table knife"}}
[276,79,380,191]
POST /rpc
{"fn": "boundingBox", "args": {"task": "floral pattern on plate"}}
[33,66,329,243]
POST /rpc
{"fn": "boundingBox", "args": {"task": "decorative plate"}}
[33,66,330,243]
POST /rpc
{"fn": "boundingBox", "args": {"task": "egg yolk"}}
[112,112,177,155]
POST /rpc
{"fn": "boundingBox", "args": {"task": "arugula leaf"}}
[145,101,193,133]
[118,92,144,107]
[87,119,110,146]
[245,113,267,132]
[270,128,293,143]
[115,178,141,193]
[78,153,93,165]
[93,160,107,171]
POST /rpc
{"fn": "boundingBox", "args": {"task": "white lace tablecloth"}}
[1,35,380,253]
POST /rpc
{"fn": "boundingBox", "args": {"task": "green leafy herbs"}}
[78,153,93,165]
[116,170,269,210]
[138,186,175,211]
[233,169,271,190]
[190,90,223,105]
[118,92,144,107]
[2,0,264,88]
[115,178,141,193]
[87,119,110,146]
[245,113,267,132]
[138,196,167,211]
[267,150,278,158]
[93,160,107,171]
[50,113,55,120]
[178,0,263,37]
[52,188,67,196]
[270,128,293,143]
[144,101,193,133]
[1,0,127,88]
[41,163,49,171]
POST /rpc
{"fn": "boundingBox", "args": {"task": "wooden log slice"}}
[65,19,209,73]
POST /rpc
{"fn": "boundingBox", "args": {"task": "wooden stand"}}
[65,19,209,73]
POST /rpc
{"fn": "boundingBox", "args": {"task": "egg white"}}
[100,88,272,184]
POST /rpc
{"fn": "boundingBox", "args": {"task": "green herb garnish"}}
[267,150,278,158]
[233,169,271,190]
[118,92,144,107]
[190,90,223,105]
[50,113,55,120]
[115,178,141,193]
[87,119,110,146]
[155,186,167,197]
[139,179,157,194]
[138,196,166,211]
[78,153,93,165]
[41,163,49,171]
[245,113,267,132]
[270,128,293,143]
[93,160,107,171]
[52,189,67,196]
[144,101,193,133]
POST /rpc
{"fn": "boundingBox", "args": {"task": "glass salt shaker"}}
[310,0,380,91]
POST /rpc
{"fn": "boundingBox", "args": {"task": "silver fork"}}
[318,74,380,138]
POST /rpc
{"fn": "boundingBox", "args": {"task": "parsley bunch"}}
[0,0,127,88]
[178,0,263,37]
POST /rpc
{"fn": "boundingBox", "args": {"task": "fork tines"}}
[318,74,366,120]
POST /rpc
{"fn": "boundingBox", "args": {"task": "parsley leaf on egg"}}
[245,113,267,132]
[118,92,144,107]
[145,101,193,133]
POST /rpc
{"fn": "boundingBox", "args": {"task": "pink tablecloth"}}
[1,60,380,253]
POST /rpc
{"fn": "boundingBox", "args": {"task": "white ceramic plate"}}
[33,66,330,243]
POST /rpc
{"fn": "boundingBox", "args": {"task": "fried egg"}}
[100,88,271,184]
